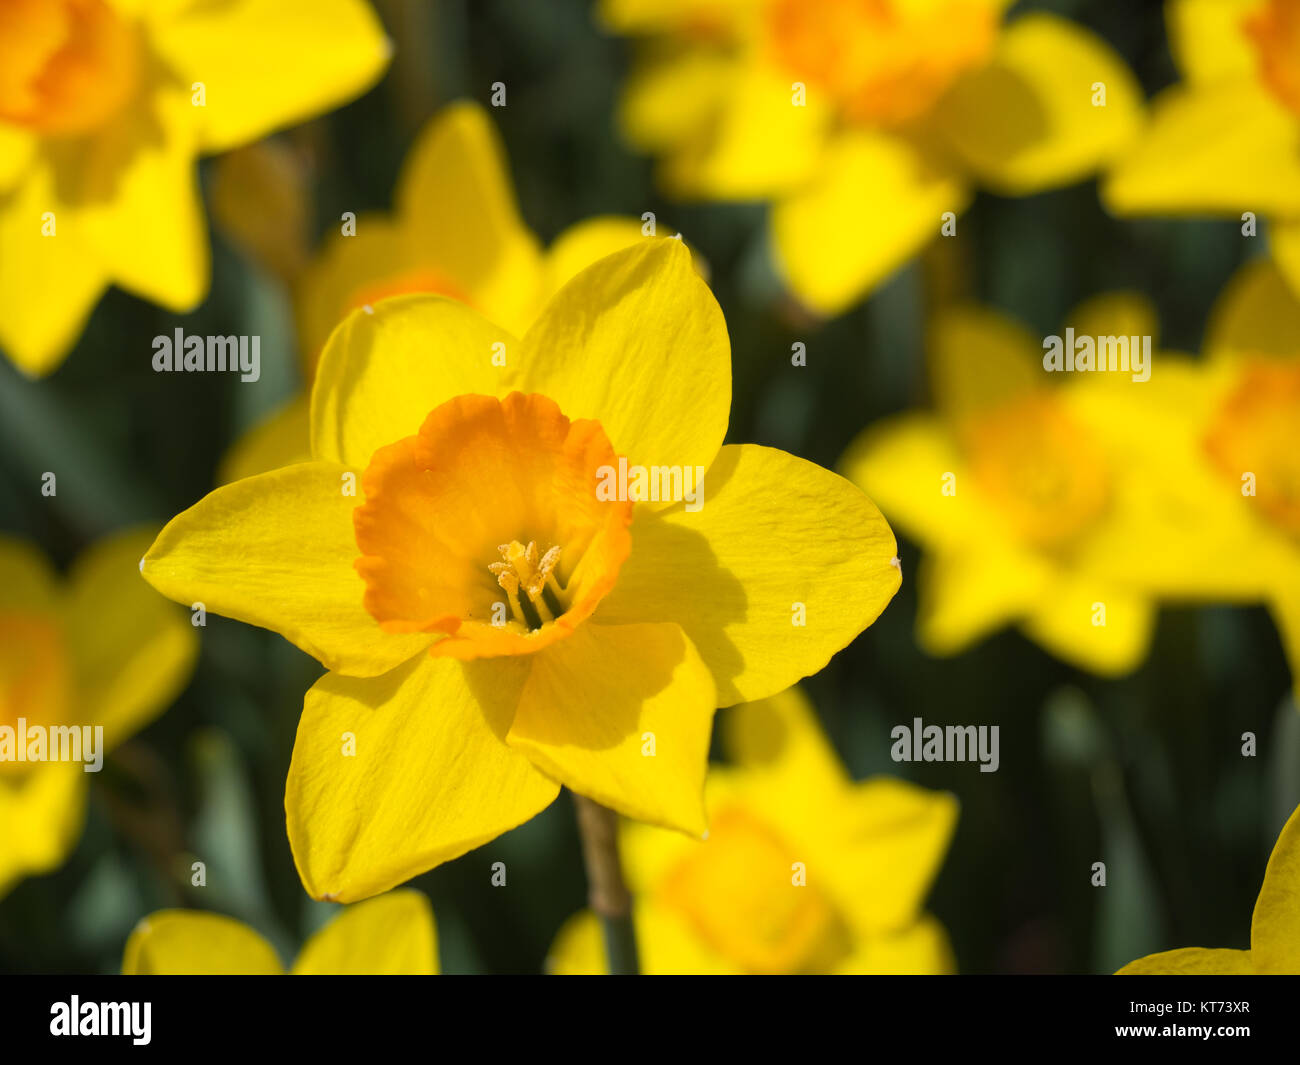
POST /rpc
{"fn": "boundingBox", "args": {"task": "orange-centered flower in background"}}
[1103,0,1300,298]
[217,101,695,484]
[140,240,902,903]
[839,293,1272,676]
[598,0,1141,316]
[123,890,437,974]
[548,687,958,975]
[0,528,197,897]
[0,0,391,375]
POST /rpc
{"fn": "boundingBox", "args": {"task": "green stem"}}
[572,793,640,975]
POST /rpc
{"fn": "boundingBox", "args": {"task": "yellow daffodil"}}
[220,101,684,484]
[140,239,901,903]
[1103,0,1300,296]
[598,0,1141,315]
[1122,259,1300,693]
[123,889,437,974]
[838,294,1271,675]
[0,0,391,376]
[0,527,197,897]
[1117,802,1300,974]
[548,686,957,974]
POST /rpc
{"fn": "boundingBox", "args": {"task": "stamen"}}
[489,539,565,630]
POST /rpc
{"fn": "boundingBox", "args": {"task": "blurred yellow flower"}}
[1127,259,1300,693]
[140,239,901,903]
[220,101,684,484]
[123,889,437,974]
[0,0,391,376]
[599,0,1141,315]
[1117,802,1300,974]
[547,686,957,974]
[1103,0,1300,296]
[838,294,1269,675]
[0,527,197,897]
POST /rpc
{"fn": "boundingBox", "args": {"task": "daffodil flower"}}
[1117,802,1300,973]
[221,101,691,484]
[0,528,197,897]
[140,239,901,903]
[123,890,437,974]
[838,294,1265,675]
[1103,0,1300,297]
[548,686,957,974]
[1127,260,1300,694]
[599,0,1141,316]
[0,0,391,375]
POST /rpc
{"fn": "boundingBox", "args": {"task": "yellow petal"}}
[0,124,34,193]
[916,549,1054,656]
[122,911,284,974]
[1273,596,1300,699]
[0,765,87,899]
[597,0,752,35]
[1021,579,1155,676]
[1251,802,1300,973]
[310,296,520,468]
[0,165,107,375]
[64,527,198,749]
[395,101,543,337]
[1273,218,1300,297]
[934,13,1142,195]
[721,686,847,792]
[927,303,1044,419]
[218,394,313,485]
[546,900,738,975]
[516,239,730,480]
[839,414,1008,554]
[149,0,391,154]
[1116,947,1254,975]
[657,62,831,200]
[542,217,662,304]
[1065,290,1160,347]
[598,444,900,706]
[771,130,968,315]
[142,462,433,676]
[75,86,207,310]
[805,778,958,938]
[507,622,716,835]
[833,913,956,975]
[1205,257,1300,362]
[286,653,559,902]
[1166,0,1261,84]
[616,44,734,156]
[291,890,438,974]
[1103,82,1300,217]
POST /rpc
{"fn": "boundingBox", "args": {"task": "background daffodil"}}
[0,527,197,897]
[219,100,694,483]
[1117,802,1300,974]
[0,0,391,376]
[599,0,1141,315]
[547,686,957,975]
[140,239,901,904]
[838,296,1244,676]
[122,889,437,974]
[1103,0,1300,297]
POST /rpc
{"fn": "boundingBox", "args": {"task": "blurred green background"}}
[1,0,1296,974]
